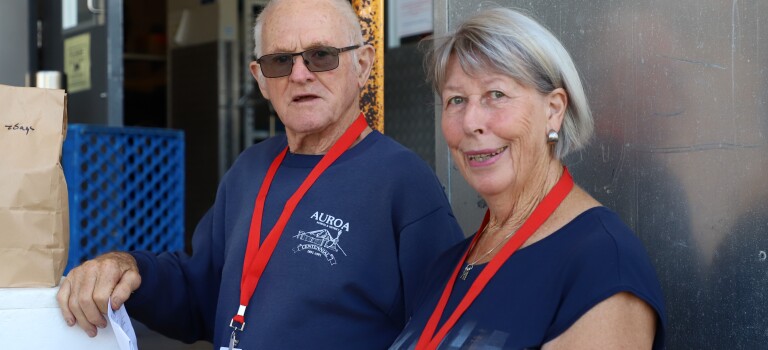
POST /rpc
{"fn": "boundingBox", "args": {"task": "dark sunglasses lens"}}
[304,47,339,72]
[261,54,293,77]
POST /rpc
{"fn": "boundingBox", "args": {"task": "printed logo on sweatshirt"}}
[292,211,349,265]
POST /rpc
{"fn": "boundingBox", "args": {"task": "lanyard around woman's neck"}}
[415,167,574,350]
[229,113,368,341]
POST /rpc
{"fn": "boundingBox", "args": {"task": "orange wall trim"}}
[353,0,384,132]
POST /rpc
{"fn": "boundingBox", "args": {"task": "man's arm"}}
[57,177,227,341]
[124,207,223,342]
[398,207,464,316]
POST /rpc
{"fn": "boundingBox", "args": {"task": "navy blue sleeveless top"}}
[390,207,667,349]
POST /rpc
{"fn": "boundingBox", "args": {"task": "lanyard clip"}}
[229,330,240,350]
[230,305,246,331]
[228,316,244,350]
[229,318,245,331]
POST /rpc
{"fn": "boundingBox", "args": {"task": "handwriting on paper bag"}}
[4,123,35,135]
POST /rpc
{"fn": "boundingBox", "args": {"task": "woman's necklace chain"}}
[460,225,519,280]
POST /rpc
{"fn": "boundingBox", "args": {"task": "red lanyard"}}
[230,113,368,331]
[415,167,574,350]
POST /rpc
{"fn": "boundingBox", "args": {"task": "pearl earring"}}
[547,130,559,144]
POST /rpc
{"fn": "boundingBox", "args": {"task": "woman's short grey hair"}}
[253,0,363,60]
[427,7,593,159]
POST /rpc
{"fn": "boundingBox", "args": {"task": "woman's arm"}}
[543,292,657,350]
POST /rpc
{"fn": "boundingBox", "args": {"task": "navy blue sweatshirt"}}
[126,131,465,349]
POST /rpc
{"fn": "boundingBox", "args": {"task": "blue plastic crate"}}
[62,124,185,272]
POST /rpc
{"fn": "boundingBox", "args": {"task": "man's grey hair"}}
[426,7,593,159]
[253,0,364,59]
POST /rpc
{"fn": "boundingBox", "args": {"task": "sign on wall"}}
[64,33,91,93]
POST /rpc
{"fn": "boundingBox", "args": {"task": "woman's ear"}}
[355,44,375,89]
[547,87,567,132]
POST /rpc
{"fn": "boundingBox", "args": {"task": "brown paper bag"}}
[0,84,69,287]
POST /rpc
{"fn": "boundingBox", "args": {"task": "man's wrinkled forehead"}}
[261,0,350,53]
[263,40,336,55]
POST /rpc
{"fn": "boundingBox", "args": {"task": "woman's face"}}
[440,55,562,198]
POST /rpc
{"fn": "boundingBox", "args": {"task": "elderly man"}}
[56,0,463,349]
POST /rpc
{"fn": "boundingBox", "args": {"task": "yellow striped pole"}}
[353,0,384,132]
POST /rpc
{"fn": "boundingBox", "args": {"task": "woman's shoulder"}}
[557,204,665,305]
[552,185,643,253]
[570,205,648,257]
[554,205,649,263]
[545,206,667,347]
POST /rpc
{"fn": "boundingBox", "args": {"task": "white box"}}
[0,286,121,349]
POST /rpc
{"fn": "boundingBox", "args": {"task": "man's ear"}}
[546,87,567,132]
[355,44,375,89]
[250,61,270,100]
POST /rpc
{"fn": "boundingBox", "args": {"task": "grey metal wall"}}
[0,0,30,86]
[385,43,437,169]
[435,1,768,349]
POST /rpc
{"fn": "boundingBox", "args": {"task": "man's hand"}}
[56,252,141,337]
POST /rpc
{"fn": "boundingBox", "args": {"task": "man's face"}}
[252,0,365,138]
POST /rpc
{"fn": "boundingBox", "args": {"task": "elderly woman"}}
[390,8,666,350]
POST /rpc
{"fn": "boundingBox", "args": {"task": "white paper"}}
[108,298,138,350]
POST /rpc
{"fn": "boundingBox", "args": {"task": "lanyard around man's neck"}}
[228,113,368,346]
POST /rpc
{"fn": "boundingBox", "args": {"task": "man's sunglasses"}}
[256,45,360,78]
